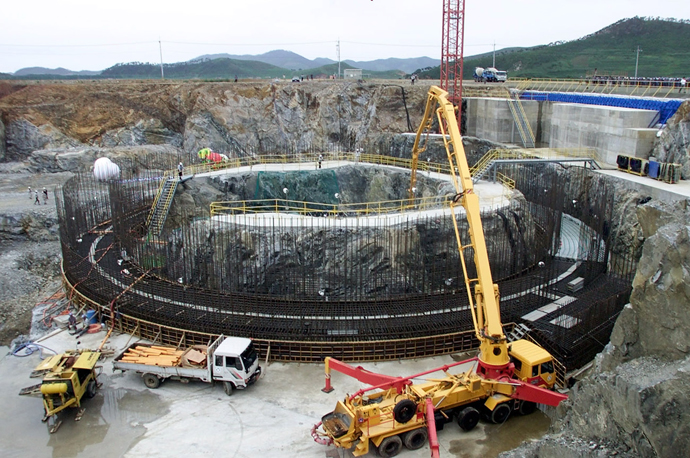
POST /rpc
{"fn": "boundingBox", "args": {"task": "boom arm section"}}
[411,86,508,370]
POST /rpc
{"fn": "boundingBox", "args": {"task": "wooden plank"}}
[185,349,206,365]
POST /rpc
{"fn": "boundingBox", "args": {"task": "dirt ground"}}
[0,331,551,458]
[0,165,72,345]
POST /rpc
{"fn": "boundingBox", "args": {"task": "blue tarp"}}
[520,91,683,125]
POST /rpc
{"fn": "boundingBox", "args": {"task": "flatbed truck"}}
[113,335,261,395]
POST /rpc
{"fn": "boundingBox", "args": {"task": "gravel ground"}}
[0,164,73,345]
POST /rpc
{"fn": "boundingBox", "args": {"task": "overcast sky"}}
[1,0,689,73]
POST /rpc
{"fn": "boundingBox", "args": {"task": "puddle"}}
[447,410,551,457]
[43,381,168,458]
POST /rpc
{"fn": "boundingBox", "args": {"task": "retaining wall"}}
[466,98,658,165]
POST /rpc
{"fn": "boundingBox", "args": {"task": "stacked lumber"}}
[119,345,186,367]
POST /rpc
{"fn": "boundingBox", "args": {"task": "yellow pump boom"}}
[411,86,508,372]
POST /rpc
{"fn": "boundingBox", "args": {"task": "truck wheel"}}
[457,406,480,431]
[223,381,234,396]
[489,403,512,424]
[143,373,161,389]
[402,428,428,450]
[378,435,403,457]
[393,399,416,423]
[519,401,536,415]
[85,380,97,399]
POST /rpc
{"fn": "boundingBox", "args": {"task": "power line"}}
[0,41,154,48]
[0,39,506,51]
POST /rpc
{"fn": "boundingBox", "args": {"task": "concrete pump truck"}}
[312,86,568,458]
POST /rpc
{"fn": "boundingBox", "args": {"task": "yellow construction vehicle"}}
[312,86,567,458]
[34,349,101,433]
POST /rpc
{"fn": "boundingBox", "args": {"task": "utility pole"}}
[336,39,341,79]
[634,45,642,78]
[492,41,496,68]
[159,38,165,80]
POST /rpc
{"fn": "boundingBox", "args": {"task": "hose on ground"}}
[11,341,58,359]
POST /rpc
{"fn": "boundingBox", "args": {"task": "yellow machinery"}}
[313,86,567,458]
[35,350,101,433]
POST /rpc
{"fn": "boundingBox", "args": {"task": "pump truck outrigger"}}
[312,86,568,458]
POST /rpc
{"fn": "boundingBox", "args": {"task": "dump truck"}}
[34,349,101,433]
[113,335,261,395]
[312,86,567,458]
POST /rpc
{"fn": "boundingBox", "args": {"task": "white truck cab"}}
[212,337,261,390]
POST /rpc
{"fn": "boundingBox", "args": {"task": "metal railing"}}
[505,89,536,148]
[172,152,453,179]
[511,77,686,98]
[210,195,454,217]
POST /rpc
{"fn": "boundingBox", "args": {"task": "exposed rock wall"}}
[158,167,541,299]
[27,144,182,174]
[0,117,5,161]
[502,198,690,458]
[0,81,432,162]
[652,100,690,179]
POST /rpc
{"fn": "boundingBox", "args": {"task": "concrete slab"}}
[0,328,552,458]
[538,303,563,314]
[595,168,690,201]
[521,310,548,322]
[550,315,580,329]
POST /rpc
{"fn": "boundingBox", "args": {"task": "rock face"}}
[161,167,539,299]
[551,355,690,458]
[6,119,84,159]
[652,100,690,179]
[0,81,432,162]
[27,144,182,174]
[0,117,5,161]
[501,198,690,458]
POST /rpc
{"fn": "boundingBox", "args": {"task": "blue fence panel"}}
[520,92,683,125]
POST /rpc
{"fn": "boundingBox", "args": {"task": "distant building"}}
[343,69,363,80]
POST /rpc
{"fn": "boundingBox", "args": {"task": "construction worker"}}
[178,162,184,179]
[68,312,77,331]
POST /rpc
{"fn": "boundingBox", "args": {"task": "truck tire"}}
[402,428,428,450]
[378,435,403,457]
[223,381,234,396]
[489,403,512,424]
[143,373,161,389]
[457,406,480,431]
[393,399,416,424]
[85,380,97,399]
[518,401,536,415]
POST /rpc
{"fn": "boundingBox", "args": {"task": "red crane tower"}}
[440,0,465,108]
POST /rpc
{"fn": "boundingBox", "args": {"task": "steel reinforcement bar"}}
[63,267,494,362]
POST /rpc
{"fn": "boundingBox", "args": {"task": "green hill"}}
[417,17,690,79]
[97,59,402,80]
[100,58,287,79]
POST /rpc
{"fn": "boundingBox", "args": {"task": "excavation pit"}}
[58,152,623,367]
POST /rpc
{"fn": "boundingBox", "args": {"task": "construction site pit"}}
[57,152,630,369]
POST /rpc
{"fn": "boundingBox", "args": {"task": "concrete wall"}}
[549,103,658,165]
[466,97,658,166]
[466,97,539,145]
